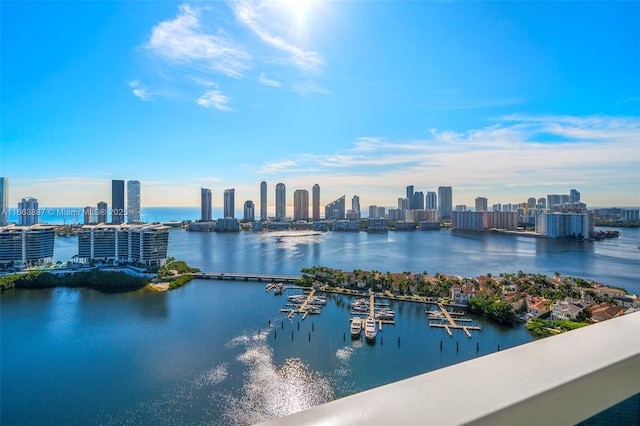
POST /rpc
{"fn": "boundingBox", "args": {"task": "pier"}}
[429,303,480,336]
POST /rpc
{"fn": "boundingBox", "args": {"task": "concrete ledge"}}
[261,312,640,426]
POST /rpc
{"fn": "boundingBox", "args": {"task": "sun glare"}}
[280,0,313,28]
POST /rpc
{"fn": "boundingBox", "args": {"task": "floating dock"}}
[428,303,481,336]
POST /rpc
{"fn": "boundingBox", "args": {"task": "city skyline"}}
[2,2,638,207]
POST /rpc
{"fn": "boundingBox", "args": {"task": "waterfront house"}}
[590,302,624,322]
[551,298,585,321]
[526,297,550,319]
[504,291,525,311]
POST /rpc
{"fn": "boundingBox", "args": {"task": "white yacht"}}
[350,318,362,339]
[364,317,377,343]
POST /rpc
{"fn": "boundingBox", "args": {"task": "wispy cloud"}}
[196,89,233,111]
[229,0,324,73]
[144,4,251,78]
[258,72,280,87]
[128,80,153,101]
[293,80,331,96]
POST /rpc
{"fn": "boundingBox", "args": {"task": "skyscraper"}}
[18,197,39,226]
[0,177,8,226]
[243,200,255,222]
[127,180,141,223]
[293,190,309,221]
[111,179,125,224]
[84,206,93,225]
[201,188,212,222]
[275,183,286,220]
[475,197,488,212]
[312,184,320,221]
[97,201,108,224]
[351,195,361,219]
[260,181,267,220]
[426,191,437,211]
[413,191,424,210]
[406,185,414,209]
[570,189,581,204]
[438,186,453,219]
[224,188,235,218]
[325,196,346,220]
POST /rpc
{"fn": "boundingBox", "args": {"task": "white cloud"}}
[258,72,280,87]
[229,0,324,72]
[144,4,251,78]
[196,89,233,111]
[128,80,153,101]
[292,80,331,96]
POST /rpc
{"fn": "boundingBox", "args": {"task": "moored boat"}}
[350,318,362,339]
[364,317,377,343]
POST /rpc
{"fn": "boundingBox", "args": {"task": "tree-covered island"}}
[296,266,639,331]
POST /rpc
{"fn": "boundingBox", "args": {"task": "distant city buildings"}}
[426,191,437,211]
[438,186,453,219]
[351,195,361,220]
[127,180,141,223]
[293,189,309,221]
[325,195,346,220]
[111,179,125,224]
[475,197,488,212]
[275,183,286,220]
[0,177,8,226]
[97,201,108,224]
[224,188,235,218]
[84,206,93,225]
[0,224,55,265]
[312,184,320,221]
[260,181,267,220]
[18,197,39,226]
[243,200,255,222]
[201,188,212,222]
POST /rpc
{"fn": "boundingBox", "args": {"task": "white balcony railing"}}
[262,312,640,425]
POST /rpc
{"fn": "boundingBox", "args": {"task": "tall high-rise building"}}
[224,188,235,218]
[312,184,320,221]
[84,206,93,225]
[97,201,108,224]
[260,181,267,220]
[406,185,414,209]
[351,195,361,219]
[527,197,537,208]
[243,200,255,222]
[570,189,581,204]
[18,197,39,226]
[475,197,488,212]
[426,191,437,211]
[413,191,424,210]
[275,183,286,220]
[127,180,141,223]
[201,188,212,222]
[0,177,8,226]
[438,186,453,219]
[293,190,309,221]
[368,205,378,218]
[537,198,547,209]
[111,179,125,224]
[325,195,346,220]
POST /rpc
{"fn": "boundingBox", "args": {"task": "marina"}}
[278,288,327,319]
[428,303,481,337]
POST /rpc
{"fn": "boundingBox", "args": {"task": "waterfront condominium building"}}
[536,212,591,239]
[0,177,8,226]
[111,179,125,224]
[406,185,414,209]
[368,205,378,218]
[275,183,286,221]
[312,184,320,221]
[475,197,488,212]
[570,189,581,204]
[293,190,309,221]
[438,186,453,219]
[413,191,424,210]
[84,206,93,225]
[243,200,255,222]
[426,191,437,211]
[260,181,267,220]
[0,224,55,265]
[224,188,235,218]
[127,180,141,223]
[201,188,212,222]
[351,195,361,219]
[18,197,39,226]
[77,223,169,266]
[325,195,346,221]
[97,201,108,224]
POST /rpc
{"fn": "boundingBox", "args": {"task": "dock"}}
[429,303,481,336]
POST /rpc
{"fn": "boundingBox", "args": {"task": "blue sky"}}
[2,1,639,212]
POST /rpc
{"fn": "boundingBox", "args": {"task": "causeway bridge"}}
[193,272,301,284]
